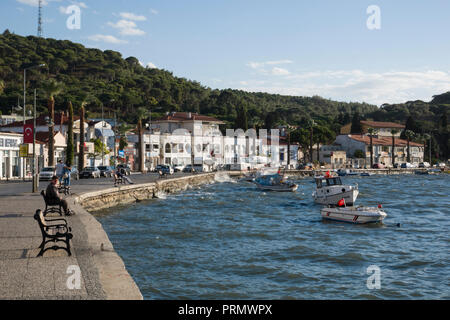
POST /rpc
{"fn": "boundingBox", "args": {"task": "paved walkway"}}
[0,172,188,300]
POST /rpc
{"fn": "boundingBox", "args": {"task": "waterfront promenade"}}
[0,172,189,300]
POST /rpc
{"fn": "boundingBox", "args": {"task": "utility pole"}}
[114,112,117,168]
[101,104,104,166]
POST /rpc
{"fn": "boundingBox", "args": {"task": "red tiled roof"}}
[154,112,224,123]
[349,135,423,147]
[360,121,405,129]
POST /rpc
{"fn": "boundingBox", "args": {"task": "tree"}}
[350,112,363,134]
[235,105,248,131]
[66,101,74,166]
[78,105,85,171]
[390,129,399,166]
[136,107,150,173]
[367,127,378,167]
[42,79,63,167]
[0,80,4,95]
[354,149,365,159]
[405,130,415,163]
[290,127,310,162]
[91,138,109,157]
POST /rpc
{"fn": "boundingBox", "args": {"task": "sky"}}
[1,0,450,106]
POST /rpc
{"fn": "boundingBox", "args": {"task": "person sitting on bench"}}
[46,175,75,216]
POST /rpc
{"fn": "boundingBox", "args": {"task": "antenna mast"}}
[37,0,43,37]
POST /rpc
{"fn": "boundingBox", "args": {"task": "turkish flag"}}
[23,124,34,144]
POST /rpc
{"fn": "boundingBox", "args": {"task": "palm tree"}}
[367,128,378,168]
[422,133,431,164]
[42,79,63,167]
[66,101,74,166]
[78,105,85,172]
[0,80,5,95]
[307,119,315,162]
[404,130,415,163]
[390,129,399,166]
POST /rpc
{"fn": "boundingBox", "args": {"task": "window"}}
[165,143,171,153]
[179,143,184,153]
[153,144,159,150]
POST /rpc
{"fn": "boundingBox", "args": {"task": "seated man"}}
[46,175,75,216]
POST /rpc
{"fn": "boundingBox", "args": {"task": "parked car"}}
[418,162,430,168]
[173,164,185,172]
[183,165,195,173]
[393,163,400,168]
[372,163,385,169]
[39,167,55,181]
[97,165,114,177]
[117,164,131,175]
[69,167,79,180]
[156,164,174,175]
[401,162,412,168]
[80,166,101,178]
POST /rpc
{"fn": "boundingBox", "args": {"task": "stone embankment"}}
[75,173,217,212]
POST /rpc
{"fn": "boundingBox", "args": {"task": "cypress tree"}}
[66,101,74,166]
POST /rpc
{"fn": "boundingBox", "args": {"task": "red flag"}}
[325,170,330,178]
[338,198,346,207]
[23,124,33,144]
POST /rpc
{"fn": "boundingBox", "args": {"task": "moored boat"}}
[320,205,387,224]
[254,172,298,192]
[312,173,359,205]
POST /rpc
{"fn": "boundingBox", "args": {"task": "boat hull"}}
[256,183,298,192]
[320,207,386,224]
[313,189,359,206]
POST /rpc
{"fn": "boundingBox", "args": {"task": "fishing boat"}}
[321,204,387,224]
[312,172,359,205]
[254,173,298,192]
[239,172,257,182]
[337,169,358,176]
[360,172,373,176]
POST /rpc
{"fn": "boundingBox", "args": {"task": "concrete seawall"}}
[75,173,217,212]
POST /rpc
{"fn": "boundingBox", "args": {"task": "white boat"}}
[239,172,257,182]
[360,172,373,176]
[321,205,387,224]
[254,173,298,192]
[312,175,359,205]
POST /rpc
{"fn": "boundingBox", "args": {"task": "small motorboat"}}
[254,172,298,192]
[337,169,358,176]
[360,172,373,176]
[239,172,257,182]
[312,172,359,205]
[321,204,387,224]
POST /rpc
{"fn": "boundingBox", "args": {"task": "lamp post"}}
[23,63,45,182]
[32,89,38,192]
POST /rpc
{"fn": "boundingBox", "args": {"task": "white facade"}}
[0,132,25,180]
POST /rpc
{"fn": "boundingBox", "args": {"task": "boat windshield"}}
[316,177,342,188]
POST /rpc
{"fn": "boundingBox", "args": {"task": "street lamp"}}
[24,63,45,182]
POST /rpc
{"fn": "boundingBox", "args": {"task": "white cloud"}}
[87,34,128,44]
[271,67,290,76]
[16,0,48,6]
[146,62,157,69]
[150,9,159,15]
[247,59,293,70]
[238,69,450,106]
[119,12,147,21]
[108,19,146,36]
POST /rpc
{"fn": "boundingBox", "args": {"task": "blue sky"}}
[1,0,450,105]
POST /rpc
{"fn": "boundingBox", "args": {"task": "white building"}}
[0,132,25,180]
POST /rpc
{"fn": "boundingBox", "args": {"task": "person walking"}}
[55,160,65,186]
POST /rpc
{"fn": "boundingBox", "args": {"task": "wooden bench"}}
[40,190,63,216]
[34,209,73,257]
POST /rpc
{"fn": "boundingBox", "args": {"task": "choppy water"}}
[95,173,450,299]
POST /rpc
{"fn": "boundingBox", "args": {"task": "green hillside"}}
[0,30,448,160]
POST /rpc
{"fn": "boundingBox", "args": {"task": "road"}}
[0,172,192,197]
